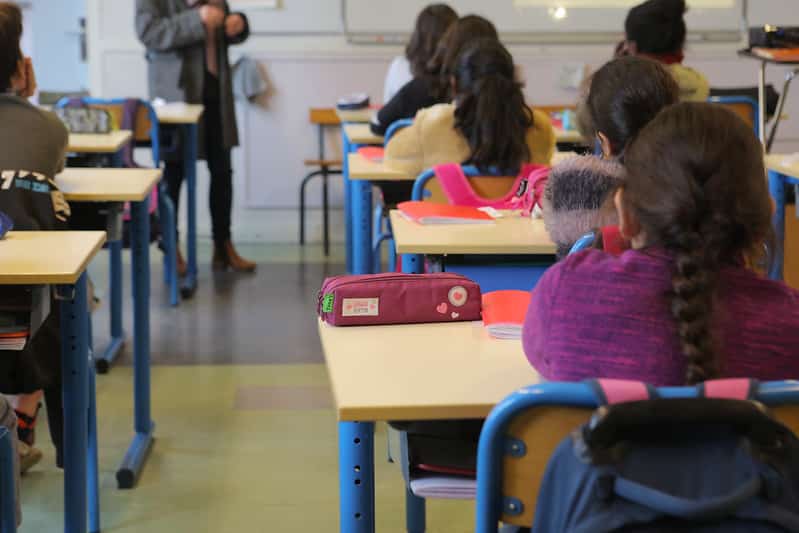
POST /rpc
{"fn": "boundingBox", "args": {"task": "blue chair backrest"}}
[568,231,596,255]
[474,379,799,531]
[708,96,760,139]
[55,97,161,167]
[384,118,413,144]
[411,165,505,202]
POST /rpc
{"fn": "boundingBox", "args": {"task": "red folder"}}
[397,201,494,225]
[481,290,531,339]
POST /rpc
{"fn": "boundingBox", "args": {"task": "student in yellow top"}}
[619,0,710,102]
[384,38,556,178]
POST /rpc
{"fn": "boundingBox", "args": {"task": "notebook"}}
[357,146,384,162]
[398,201,496,225]
[750,48,799,62]
[481,290,532,340]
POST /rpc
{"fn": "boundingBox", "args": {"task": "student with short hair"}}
[621,0,710,102]
[380,3,457,105]
[524,102,799,385]
[543,56,680,257]
[384,38,555,180]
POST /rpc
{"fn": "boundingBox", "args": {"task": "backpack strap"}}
[601,226,628,255]
[699,379,758,401]
[588,379,657,406]
[433,164,475,206]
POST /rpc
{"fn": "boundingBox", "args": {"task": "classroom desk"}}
[554,127,585,144]
[765,154,799,280]
[335,107,373,124]
[0,231,105,533]
[57,168,159,491]
[153,103,205,299]
[320,318,539,532]
[342,123,384,146]
[68,130,133,156]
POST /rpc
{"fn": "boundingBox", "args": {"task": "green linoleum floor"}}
[20,364,475,532]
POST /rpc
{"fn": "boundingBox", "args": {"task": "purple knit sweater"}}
[522,248,799,385]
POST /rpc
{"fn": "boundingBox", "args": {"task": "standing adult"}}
[135,0,256,272]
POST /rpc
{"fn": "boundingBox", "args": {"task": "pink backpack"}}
[432,163,550,214]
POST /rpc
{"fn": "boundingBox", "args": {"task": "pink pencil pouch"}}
[318,273,482,327]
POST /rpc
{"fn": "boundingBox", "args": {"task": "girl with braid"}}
[523,102,799,385]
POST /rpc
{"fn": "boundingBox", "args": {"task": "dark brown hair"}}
[405,4,458,78]
[587,56,680,155]
[427,15,499,100]
[622,102,773,385]
[453,38,533,173]
[0,2,22,92]
[625,0,687,55]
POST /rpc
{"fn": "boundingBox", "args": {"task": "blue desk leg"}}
[406,488,426,533]
[88,351,100,533]
[769,170,785,280]
[401,254,423,274]
[181,123,199,299]
[342,128,354,273]
[339,421,375,533]
[158,183,179,307]
[116,200,155,489]
[0,427,14,533]
[58,273,89,533]
[96,239,125,374]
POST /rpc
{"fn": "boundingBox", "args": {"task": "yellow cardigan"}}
[384,103,556,177]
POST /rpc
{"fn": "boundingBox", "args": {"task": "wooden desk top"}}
[0,231,106,285]
[390,211,556,255]
[154,103,204,124]
[336,108,373,123]
[320,319,539,421]
[348,151,577,182]
[68,130,132,153]
[56,168,161,202]
[343,123,383,145]
[766,154,799,180]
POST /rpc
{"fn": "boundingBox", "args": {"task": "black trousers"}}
[163,71,233,247]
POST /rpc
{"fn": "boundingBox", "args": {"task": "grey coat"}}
[134,0,250,155]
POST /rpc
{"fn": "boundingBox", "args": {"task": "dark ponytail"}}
[453,38,533,173]
[623,103,774,384]
[405,4,458,78]
[0,2,23,93]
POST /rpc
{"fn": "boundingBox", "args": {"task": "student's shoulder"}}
[0,96,67,143]
[413,103,455,129]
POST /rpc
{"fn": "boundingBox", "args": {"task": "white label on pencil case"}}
[342,298,379,317]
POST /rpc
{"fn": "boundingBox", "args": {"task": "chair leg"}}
[373,206,386,273]
[322,168,330,257]
[299,170,324,246]
[406,487,426,533]
[158,184,178,306]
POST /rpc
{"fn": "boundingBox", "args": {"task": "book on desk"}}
[398,201,499,225]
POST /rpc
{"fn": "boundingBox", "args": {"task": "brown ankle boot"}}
[213,240,256,273]
[176,248,188,277]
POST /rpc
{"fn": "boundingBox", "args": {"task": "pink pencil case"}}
[318,273,482,327]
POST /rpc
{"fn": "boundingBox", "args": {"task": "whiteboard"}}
[232,0,342,35]
[343,0,743,44]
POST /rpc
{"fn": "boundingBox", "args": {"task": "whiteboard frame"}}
[341,0,746,46]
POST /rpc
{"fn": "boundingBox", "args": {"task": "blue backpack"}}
[532,380,799,533]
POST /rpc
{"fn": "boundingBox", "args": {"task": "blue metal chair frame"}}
[568,232,597,255]
[372,119,413,272]
[708,96,761,139]
[474,380,799,532]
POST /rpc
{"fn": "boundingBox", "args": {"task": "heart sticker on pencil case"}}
[451,312,459,319]
[448,286,468,307]
[436,302,448,314]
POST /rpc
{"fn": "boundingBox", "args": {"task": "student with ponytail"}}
[384,38,555,179]
[523,103,799,386]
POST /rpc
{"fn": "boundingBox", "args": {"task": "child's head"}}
[452,38,532,173]
[617,102,773,384]
[405,4,458,78]
[0,2,23,93]
[428,15,499,98]
[587,56,680,157]
[624,0,687,56]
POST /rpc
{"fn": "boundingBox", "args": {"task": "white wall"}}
[88,0,799,243]
[29,0,87,92]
